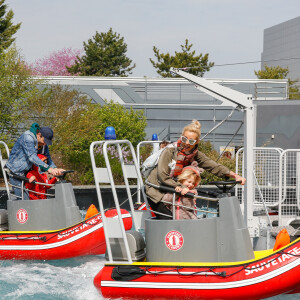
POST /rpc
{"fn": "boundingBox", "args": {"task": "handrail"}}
[5,170,54,187]
[136,140,161,170]
[145,181,218,217]
[90,140,151,264]
[160,200,218,215]
[0,141,10,157]
[5,170,55,200]
[136,140,161,204]
[0,141,11,199]
[145,181,219,202]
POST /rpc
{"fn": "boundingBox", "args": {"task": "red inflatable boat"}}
[94,236,300,299]
[0,208,132,260]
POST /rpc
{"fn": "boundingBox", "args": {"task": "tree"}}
[150,39,214,78]
[0,46,42,141]
[23,85,90,132]
[24,85,147,184]
[255,65,300,100]
[0,0,21,51]
[67,28,135,76]
[255,65,289,80]
[198,141,235,184]
[29,47,82,76]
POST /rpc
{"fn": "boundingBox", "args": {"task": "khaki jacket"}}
[146,147,230,203]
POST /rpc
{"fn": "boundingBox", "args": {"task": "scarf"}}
[173,139,198,177]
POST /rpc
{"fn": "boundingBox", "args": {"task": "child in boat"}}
[162,162,203,219]
[25,154,57,200]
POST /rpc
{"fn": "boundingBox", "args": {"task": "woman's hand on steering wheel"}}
[229,171,246,185]
[234,174,246,185]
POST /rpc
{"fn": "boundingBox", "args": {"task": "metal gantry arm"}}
[170,68,257,236]
[170,68,253,109]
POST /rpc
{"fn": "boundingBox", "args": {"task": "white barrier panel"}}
[279,150,300,226]
[235,147,283,207]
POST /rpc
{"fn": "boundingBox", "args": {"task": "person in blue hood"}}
[6,123,64,200]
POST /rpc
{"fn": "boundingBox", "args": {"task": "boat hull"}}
[0,209,132,260]
[94,238,300,299]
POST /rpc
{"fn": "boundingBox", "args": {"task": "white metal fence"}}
[235,147,300,228]
[278,150,300,226]
[235,147,283,207]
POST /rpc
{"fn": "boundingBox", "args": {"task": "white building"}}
[38,76,297,149]
[261,16,300,83]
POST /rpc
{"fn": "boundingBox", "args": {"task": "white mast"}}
[170,68,257,236]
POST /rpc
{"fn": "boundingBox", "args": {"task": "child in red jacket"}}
[25,154,57,200]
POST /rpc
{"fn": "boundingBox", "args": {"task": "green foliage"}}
[22,84,98,184]
[97,101,147,147]
[198,141,236,185]
[67,28,135,76]
[255,65,300,100]
[23,84,90,132]
[25,86,147,185]
[0,0,21,51]
[150,39,214,78]
[58,101,146,184]
[287,78,300,100]
[254,65,289,79]
[0,46,42,141]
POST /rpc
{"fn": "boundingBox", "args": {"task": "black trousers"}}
[148,198,172,220]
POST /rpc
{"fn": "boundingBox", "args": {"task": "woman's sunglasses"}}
[181,136,197,145]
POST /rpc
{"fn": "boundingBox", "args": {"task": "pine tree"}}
[150,39,214,78]
[0,0,21,51]
[255,65,300,100]
[67,28,135,76]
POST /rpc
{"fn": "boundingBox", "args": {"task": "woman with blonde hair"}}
[146,119,245,219]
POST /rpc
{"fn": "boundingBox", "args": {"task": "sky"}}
[6,0,300,79]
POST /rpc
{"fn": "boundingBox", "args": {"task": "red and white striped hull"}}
[94,237,300,299]
[0,209,132,260]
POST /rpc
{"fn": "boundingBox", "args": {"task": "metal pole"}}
[244,106,256,236]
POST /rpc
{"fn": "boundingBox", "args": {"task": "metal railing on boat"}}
[0,141,56,201]
[90,140,151,264]
[136,140,161,205]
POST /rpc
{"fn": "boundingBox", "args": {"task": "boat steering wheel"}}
[56,170,74,181]
[208,180,241,194]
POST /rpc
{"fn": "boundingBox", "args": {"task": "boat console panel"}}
[7,183,82,231]
[145,196,254,262]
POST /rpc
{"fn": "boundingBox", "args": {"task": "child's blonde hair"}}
[177,169,201,187]
[182,119,201,140]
